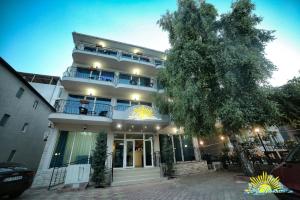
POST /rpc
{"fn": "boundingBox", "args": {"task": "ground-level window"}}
[159,134,195,163]
[50,131,100,168]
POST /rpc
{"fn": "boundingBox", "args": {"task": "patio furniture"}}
[99,111,108,117]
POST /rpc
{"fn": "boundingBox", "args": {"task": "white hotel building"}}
[33,32,206,188]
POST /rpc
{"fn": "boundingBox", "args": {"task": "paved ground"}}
[18,171,278,200]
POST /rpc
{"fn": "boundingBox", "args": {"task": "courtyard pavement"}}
[18,171,278,200]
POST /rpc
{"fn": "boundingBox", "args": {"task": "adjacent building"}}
[33,32,206,188]
[0,58,55,170]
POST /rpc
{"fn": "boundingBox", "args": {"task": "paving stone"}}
[19,171,278,200]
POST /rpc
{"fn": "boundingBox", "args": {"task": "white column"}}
[153,133,160,166]
[106,131,114,169]
[36,128,59,171]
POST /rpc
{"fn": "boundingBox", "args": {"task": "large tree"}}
[157,0,278,175]
[269,75,300,128]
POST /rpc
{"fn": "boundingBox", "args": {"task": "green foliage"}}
[161,136,174,177]
[157,0,220,136]
[156,0,279,136]
[269,76,300,128]
[92,131,107,187]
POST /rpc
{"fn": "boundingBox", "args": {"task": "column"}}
[153,134,160,166]
[106,131,114,169]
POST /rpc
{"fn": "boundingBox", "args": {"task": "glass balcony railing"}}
[63,67,158,89]
[54,99,113,118]
[75,44,165,67]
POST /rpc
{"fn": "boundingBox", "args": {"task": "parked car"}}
[0,162,35,198]
[271,144,300,199]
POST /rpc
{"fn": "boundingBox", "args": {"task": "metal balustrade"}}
[75,44,165,67]
[54,99,113,118]
[63,67,158,89]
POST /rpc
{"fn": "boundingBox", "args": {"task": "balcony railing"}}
[63,67,158,89]
[54,99,112,118]
[75,44,164,67]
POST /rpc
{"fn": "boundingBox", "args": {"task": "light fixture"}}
[254,128,260,133]
[116,123,122,129]
[220,136,225,141]
[93,62,101,69]
[133,68,140,75]
[98,41,105,48]
[199,140,204,146]
[156,125,160,130]
[144,125,147,129]
[87,88,95,96]
[133,49,141,54]
[173,127,178,133]
[131,94,140,101]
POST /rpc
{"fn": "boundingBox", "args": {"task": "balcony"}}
[62,67,160,94]
[73,44,164,68]
[48,99,113,125]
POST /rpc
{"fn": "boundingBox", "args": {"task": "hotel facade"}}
[33,32,206,188]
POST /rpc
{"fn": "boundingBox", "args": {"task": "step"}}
[113,168,160,177]
[113,173,161,182]
[112,167,162,186]
[111,177,166,187]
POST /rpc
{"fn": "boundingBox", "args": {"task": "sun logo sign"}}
[129,105,157,120]
[245,172,292,195]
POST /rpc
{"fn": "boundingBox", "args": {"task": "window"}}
[0,114,10,126]
[33,100,39,109]
[7,150,16,162]
[21,123,29,133]
[16,87,25,98]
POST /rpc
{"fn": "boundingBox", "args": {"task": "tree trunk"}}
[229,134,255,176]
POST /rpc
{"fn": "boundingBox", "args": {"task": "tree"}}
[161,136,174,177]
[156,0,221,136]
[92,130,107,187]
[269,75,300,128]
[157,0,278,176]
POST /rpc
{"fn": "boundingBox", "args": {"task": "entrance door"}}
[125,140,134,168]
[144,138,153,167]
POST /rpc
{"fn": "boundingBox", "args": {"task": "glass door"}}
[125,140,134,168]
[144,137,153,167]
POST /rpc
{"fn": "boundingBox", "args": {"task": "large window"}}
[50,131,100,168]
[159,134,195,163]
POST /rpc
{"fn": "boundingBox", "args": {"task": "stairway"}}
[112,167,163,186]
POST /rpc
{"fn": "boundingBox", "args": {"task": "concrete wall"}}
[29,82,63,106]
[0,63,53,170]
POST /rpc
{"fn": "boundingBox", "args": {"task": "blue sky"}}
[0,0,299,86]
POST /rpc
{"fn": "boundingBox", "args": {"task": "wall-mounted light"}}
[199,140,204,146]
[133,68,140,75]
[93,62,101,69]
[131,94,140,101]
[87,88,95,96]
[173,127,178,133]
[133,49,141,54]
[98,42,105,48]
[116,123,122,129]
[156,125,160,130]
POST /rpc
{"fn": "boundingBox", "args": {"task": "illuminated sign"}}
[245,172,292,195]
[128,105,159,120]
